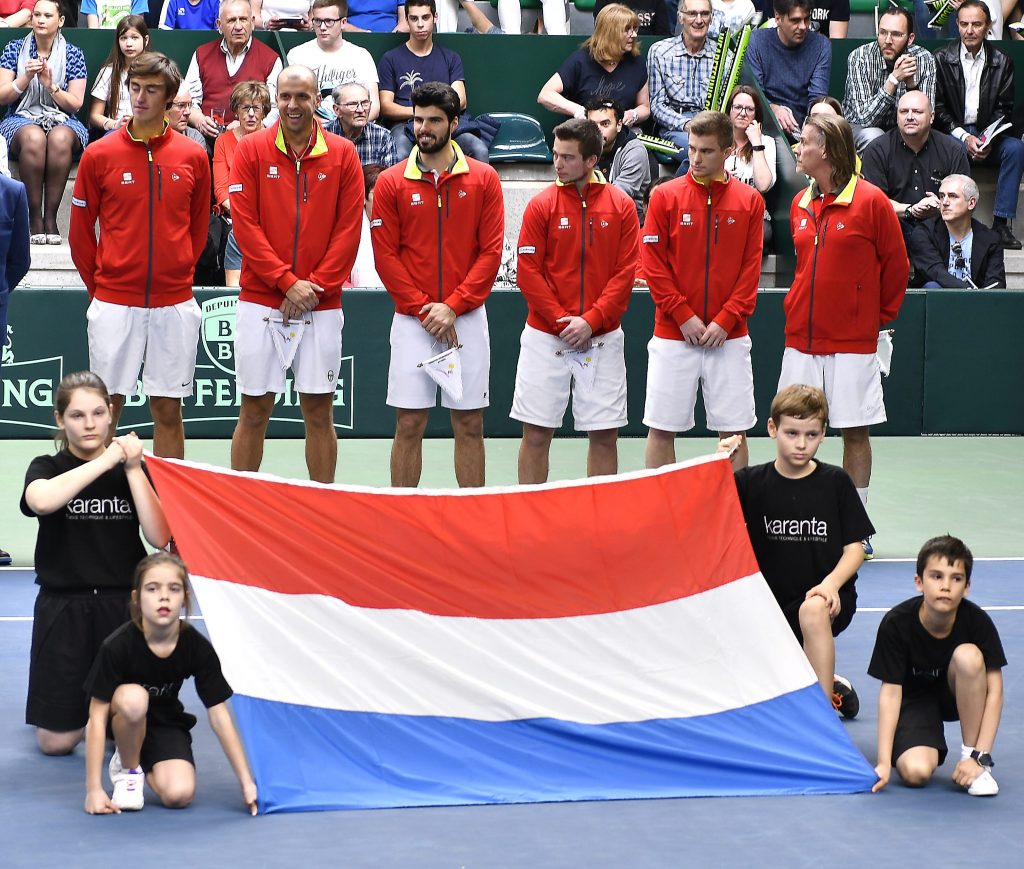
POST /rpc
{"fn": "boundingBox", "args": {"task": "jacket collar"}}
[125,120,171,148]
[555,169,609,189]
[798,173,858,209]
[273,121,329,159]
[404,141,470,180]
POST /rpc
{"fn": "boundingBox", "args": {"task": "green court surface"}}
[3,435,1022,567]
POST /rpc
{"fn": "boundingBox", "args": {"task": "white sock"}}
[961,744,975,761]
[856,487,869,509]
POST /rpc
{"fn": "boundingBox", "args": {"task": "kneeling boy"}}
[869,535,1006,795]
[729,384,873,716]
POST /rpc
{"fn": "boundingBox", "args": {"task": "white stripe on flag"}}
[193,573,816,724]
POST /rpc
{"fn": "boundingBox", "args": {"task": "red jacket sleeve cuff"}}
[276,270,300,293]
[581,309,604,333]
[670,301,696,326]
[445,295,468,317]
[713,310,738,334]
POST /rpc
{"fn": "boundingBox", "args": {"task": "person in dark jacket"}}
[932,0,1024,250]
[909,173,1005,289]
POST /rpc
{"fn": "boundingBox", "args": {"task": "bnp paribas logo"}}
[195,295,355,430]
[0,324,64,431]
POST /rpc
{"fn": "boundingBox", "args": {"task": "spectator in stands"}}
[746,0,831,139]
[252,0,313,29]
[159,0,220,29]
[712,0,758,30]
[214,80,269,287]
[0,0,88,245]
[167,79,208,147]
[327,81,397,166]
[350,161,383,286]
[0,170,28,568]
[343,0,407,31]
[647,0,716,176]
[586,96,650,220]
[379,0,489,162]
[498,0,566,34]
[184,0,283,144]
[724,84,775,249]
[756,0,846,36]
[83,0,149,27]
[88,15,149,137]
[934,0,1024,250]
[861,90,971,247]
[538,4,650,132]
[595,0,671,35]
[842,6,936,153]
[287,0,379,123]
[910,173,1005,288]
[0,0,33,28]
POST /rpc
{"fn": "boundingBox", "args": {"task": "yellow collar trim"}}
[403,141,470,180]
[555,169,608,187]
[274,122,328,158]
[798,173,858,209]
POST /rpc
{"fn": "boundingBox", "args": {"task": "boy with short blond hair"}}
[726,384,874,716]
[869,535,1006,796]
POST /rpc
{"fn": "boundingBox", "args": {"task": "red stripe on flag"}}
[145,457,760,619]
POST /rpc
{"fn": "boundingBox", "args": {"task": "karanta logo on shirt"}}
[66,496,132,517]
[763,515,828,543]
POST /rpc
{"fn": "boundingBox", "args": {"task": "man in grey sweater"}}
[587,98,652,221]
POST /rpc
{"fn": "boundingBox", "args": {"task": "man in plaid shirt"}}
[842,6,936,153]
[646,0,718,175]
[327,82,398,167]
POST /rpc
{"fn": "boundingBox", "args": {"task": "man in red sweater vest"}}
[782,114,908,551]
[70,53,211,460]
[183,0,283,146]
[642,110,765,471]
[513,119,640,483]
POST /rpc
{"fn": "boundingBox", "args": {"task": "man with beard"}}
[228,65,364,483]
[585,97,650,220]
[371,82,503,488]
[842,6,936,153]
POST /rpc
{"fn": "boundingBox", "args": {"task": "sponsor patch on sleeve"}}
[370,218,383,228]
[228,184,243,194]
[71,196,87,208]
[517,245,536,255]
[642,234,659,244]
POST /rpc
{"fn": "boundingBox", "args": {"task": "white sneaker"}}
[108,750,125,787]
[112,769,145,811]
[967,768,999,797]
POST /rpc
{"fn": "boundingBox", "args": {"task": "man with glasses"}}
[909,174,1004,288]
[184,0,283,145]
[326,81,397,166]
[167,81,210,149]
[287,0,380,122]
[747,0,831,139]
[646,0,717,175]
[842,6,936,153]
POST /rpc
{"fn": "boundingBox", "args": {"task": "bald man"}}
[229,65,364,482]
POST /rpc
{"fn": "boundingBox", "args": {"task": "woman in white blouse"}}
[723,84,775,194]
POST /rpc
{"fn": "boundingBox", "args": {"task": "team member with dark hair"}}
[70,53,211,462]
[782,113,908,554]
[371,81,503,488]
[229,65,364,484]
[513,118,640,484]
[585,97,650,220]
[21,371,170,757]
[643,111,764,472]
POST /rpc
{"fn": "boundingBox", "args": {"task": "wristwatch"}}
[970,750,994,768]
[751,144,766,152]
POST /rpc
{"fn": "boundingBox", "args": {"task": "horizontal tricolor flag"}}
[145,454,877,813]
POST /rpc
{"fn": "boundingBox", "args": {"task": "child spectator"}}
[723,384,873,717]
[20,371,170,757]
[869,535,1006,796]
[88,14,149,137]
[82,0,149,28]
[84,552,258,813]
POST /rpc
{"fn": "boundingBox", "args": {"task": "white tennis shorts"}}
[778,347,886,429]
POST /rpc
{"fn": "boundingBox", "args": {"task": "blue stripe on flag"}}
[233,687,876,813]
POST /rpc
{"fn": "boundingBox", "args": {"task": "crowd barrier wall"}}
[3,287,1021,439]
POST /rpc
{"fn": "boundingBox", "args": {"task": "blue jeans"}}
[963,124,1024,219]
[659,124,693,176]
[393,123,491,163]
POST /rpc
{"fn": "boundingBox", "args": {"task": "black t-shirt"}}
[759,0,850,36]
[733,460,874,607]
[85,621,233,730]
[557,49,649,111]
[20,450,149,591]
[594,0,670,36]
[868,596,1007,695]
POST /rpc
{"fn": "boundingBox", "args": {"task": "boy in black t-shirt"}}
[868,535,1006,796]
[723,384,873,717]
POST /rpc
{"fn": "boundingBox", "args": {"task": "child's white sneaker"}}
[112,769,145,811]
[967,768,999,797]
[108,749,125,787]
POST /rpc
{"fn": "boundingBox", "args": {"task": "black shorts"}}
[139,723,195,773]
[26,588,130,732]
[892,687,959,767]
[779,583,857,645]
